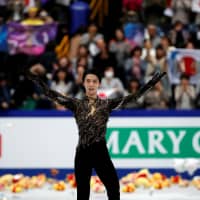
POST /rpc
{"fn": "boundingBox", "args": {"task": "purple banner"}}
[7,22,57,55]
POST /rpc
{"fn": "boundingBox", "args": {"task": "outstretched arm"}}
[26,68,77,111]
[108,72,167,111]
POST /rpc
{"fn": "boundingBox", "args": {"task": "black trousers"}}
[75,140,120,200]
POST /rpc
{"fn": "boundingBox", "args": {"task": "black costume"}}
[28,71,165,200]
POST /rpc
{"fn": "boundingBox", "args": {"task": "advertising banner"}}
[106,128,200,158]
[0,116,200,168]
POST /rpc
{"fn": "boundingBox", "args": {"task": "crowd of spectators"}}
[1,0,200,110]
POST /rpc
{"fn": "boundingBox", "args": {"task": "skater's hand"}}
[29,64,46,76]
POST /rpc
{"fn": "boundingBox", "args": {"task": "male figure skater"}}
[28,66,165,200]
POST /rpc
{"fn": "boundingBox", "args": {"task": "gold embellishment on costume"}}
[88,100,96,117]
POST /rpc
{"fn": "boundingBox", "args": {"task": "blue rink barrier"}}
[1,109,200,117]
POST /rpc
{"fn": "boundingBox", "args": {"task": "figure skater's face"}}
[83,74,100,98]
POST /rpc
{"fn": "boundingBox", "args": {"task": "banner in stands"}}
[0,115,200,168]
[7,22,57,55]
[167,49,200,85]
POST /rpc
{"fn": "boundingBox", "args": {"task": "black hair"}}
[180,73,190,80]
[156,44,164,50]
[173,20,183,27]
[82,69,101,82]
[114,27,125,41]
[53,68,68,83]
[130,46,142,56]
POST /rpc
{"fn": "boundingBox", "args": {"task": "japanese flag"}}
[97,89,116,99]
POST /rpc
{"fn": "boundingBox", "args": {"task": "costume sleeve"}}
[108,72,166,111]
[27,72,77,111]
[107,94,136,111]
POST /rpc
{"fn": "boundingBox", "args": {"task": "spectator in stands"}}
[0,73,12,110]
[77,57,89,70]
[71,44,93,71]
[109,28,131,68]
[125,78,144,109]
[121,9,140,25]
[100,66,125,99]
[153,45,167,73]
[122,0,143,21]
[122,0,143,13]
[51,68,74,97]
[169,20,188,48]
[50,68,74,110]
[72,57,90,82]
[144,24,161,48]
[53,57,71,72]
[141,39,155,81]
[141,39,156,61]
[144,79,169,109]
[194,24,200,48]
[68,27,85,61]
[195,88,200,109]
[73,64,86,99]
[109,27,131,83]
[185,40,195,49]
[174,73,196,109]
[141,40,156,79]
[160,35,175,53]
[143,0,166,25]
[125,46,145,84]
[171,0,192,25]
[80,23,103,54]
[51,57,74,85]
[145,45,171,96]
[152,44,171,96]
[93,38,116,76]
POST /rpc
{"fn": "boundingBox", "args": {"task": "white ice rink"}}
[1,185,200,200]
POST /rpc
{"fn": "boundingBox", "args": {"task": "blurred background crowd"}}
[1,0,200,110]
